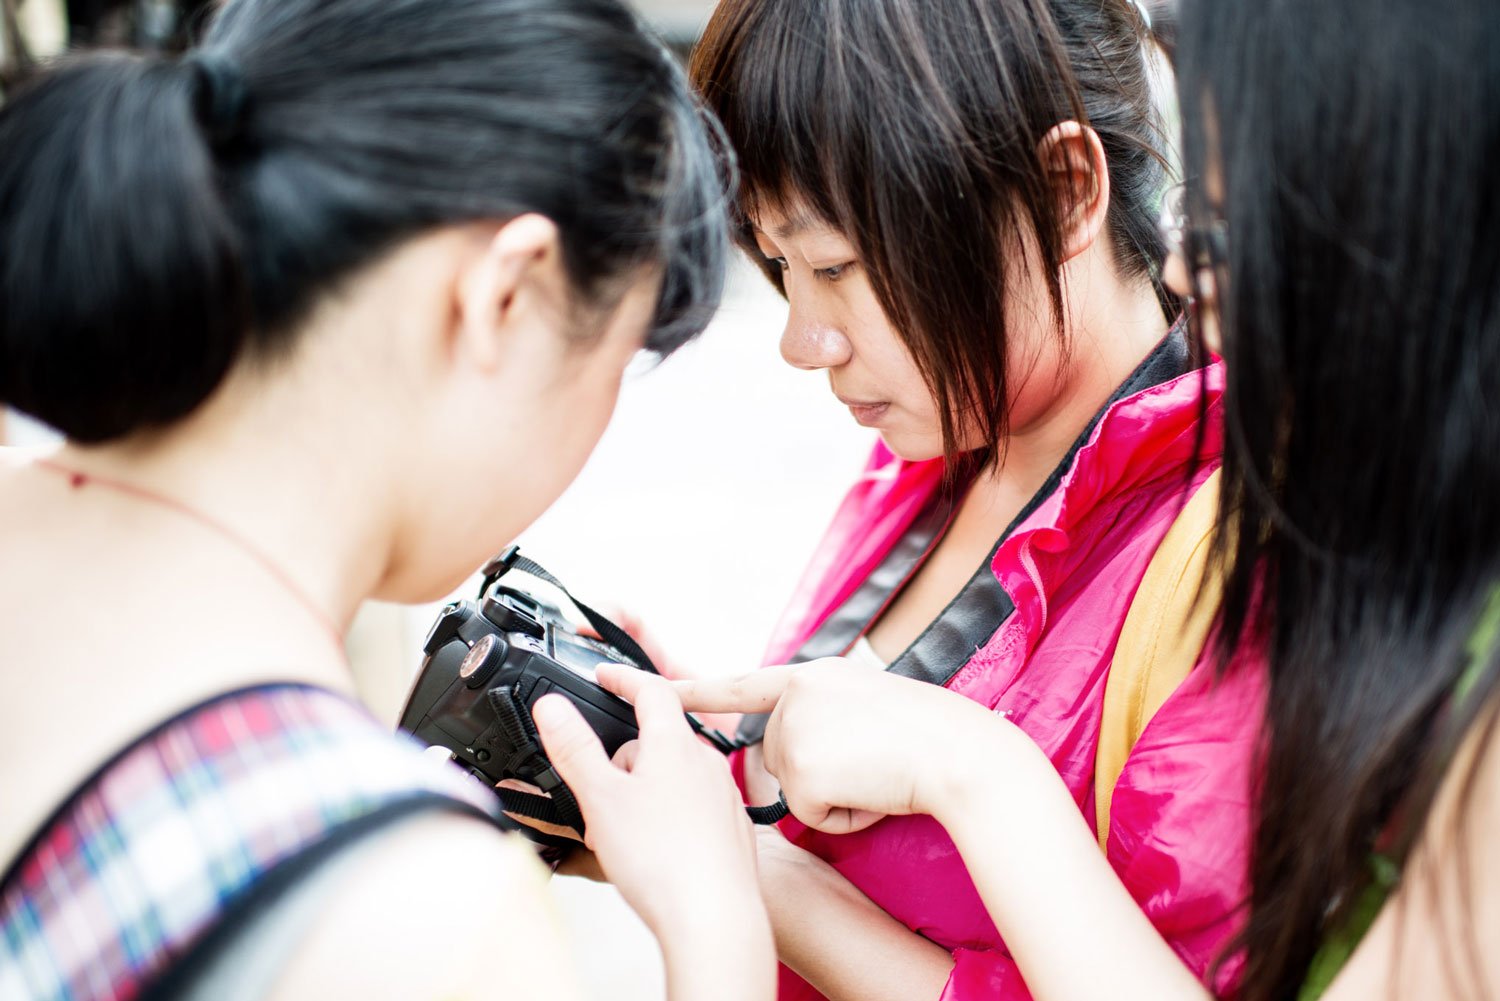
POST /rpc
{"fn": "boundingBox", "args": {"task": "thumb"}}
[532,694,612,799]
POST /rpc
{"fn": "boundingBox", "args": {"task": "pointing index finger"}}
[595,662,796,715]
[670,665,796,715]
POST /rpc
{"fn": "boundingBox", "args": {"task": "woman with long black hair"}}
[610,0,1500,997]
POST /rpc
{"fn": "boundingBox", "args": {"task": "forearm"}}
[938,725,1211,1001]
[658,899,776,1001]
[760,838,953,1001]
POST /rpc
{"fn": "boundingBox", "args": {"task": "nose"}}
[779,300,852,371]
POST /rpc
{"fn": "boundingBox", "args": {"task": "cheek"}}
[564,364,625,460]
[528,345,628,497]
[1001,335,1069,428]
[985,269,1068,432]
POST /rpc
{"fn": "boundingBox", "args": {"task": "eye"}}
[765,255,789,272]
[815,262,854,282]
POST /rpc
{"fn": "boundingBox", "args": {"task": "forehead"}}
[747,198,840,241]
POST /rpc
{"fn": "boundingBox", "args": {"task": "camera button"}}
[459,633,507,689]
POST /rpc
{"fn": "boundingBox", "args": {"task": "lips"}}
[836,394,890,427]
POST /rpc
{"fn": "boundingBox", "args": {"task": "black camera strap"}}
[483,547,741,756]
[479,546,790,827]
[483,684,589,833]
[483,548,656,676]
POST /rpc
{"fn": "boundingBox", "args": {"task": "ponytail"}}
[0,0,730,446]
[0,52,247,442]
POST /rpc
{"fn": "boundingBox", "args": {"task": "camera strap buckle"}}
[478,544,524,598]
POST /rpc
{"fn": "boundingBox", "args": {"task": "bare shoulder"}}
[267,813,582,1001]
[1324,709,1500,1000]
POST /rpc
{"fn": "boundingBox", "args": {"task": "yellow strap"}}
[1095,469,1223,851]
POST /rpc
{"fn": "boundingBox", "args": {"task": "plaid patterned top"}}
[0,684,505,1001]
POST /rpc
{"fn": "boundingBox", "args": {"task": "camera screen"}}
[548,630,625,677]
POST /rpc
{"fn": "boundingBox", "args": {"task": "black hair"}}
[0,0,730,443]
[691,0,1172,468]
[1176,0,1500,996]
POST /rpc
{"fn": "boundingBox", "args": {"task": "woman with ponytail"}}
[0,1,773,998]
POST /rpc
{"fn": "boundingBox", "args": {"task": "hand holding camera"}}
[398,546,786,858]
[397,548,777,996]
[531,677,765,938]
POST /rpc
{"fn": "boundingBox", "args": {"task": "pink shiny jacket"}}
[756,361,1264,1000]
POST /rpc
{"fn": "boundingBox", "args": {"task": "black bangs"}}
[688,0,841,289]
[691,0,1170,470]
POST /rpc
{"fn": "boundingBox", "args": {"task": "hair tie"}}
[184,50,248,149]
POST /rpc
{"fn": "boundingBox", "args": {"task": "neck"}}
[59,344,405,657]
[994,266,1169,491]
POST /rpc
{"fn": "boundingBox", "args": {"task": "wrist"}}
[919,703,1024,823]
[934,717,1082,863]
[647,881,766,945]
[657,896,775,1001]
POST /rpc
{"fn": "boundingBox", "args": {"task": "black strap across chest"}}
[738,328,1193,743]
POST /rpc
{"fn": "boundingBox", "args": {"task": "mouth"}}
[835,394,891,427]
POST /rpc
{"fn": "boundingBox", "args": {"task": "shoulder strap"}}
[1095,469,1223,851]
[0,685,510,1001]
[147,792,504,1001]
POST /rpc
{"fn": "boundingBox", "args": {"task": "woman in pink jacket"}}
[677,0,1265,998]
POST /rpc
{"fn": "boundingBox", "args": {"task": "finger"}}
[611,739,641,772]
[555,848,608,882]
[532,694,613,798]
[760,703,786,779]
[495,778,583,838]
[670,665,797,714]
[501,811,583,841]
[630,675,693,742]
[595,663,651,704]
[796,803,887,837]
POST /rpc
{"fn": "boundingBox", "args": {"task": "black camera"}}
[397,547,764,854]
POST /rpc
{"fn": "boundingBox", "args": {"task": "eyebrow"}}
[756,207,829,241]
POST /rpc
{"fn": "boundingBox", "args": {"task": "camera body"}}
[399,548,782,850]
[397,586,640,799]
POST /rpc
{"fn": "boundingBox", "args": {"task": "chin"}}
[878,429,944,464]
[373,541,507,607]
[371,570,469,607]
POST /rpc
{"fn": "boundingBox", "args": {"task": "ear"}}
[454,214,565,373]
[1037,121,1111,263]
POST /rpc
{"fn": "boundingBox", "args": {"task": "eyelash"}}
[765,257,854,283]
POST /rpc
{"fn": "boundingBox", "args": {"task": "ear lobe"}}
[455,213,563,372]
[1038,121,1111,263]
